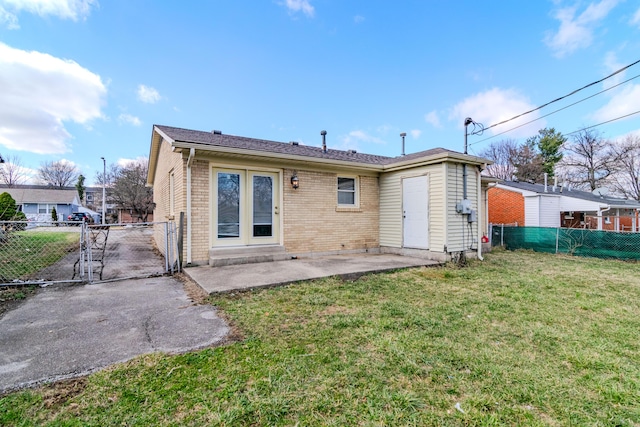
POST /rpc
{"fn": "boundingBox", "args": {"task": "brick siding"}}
[488,187,525,225]
[283,169,379,253]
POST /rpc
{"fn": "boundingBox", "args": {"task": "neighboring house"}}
[0,185,81,222]
[488,181,640,231]
[147,125,493,266]
[85,187,117,222]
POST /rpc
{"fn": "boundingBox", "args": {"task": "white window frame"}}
[38,203,55,214]
[337,176,359,207]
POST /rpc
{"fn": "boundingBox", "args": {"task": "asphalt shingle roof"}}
[154,125,456,166]
[500,180,640,208]
[0,186,79,204]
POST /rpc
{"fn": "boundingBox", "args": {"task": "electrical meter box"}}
[456,199,472,214]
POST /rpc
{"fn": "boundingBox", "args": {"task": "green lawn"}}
[0,230,78,281]
[1,249,639,426]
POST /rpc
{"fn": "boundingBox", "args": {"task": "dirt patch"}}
[40,378,88,409]
[0,285,38,318]
[175,272,210,305]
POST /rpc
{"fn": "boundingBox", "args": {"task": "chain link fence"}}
[491,224,640,260]
[0,221,179,286]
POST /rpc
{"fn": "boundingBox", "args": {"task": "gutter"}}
[186,148,195,264]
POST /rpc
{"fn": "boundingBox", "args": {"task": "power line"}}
[478,58,640,133]
[565,110,640,136]
[469,109,640,156]
[469,72,640,146]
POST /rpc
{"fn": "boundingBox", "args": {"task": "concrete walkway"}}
[0,277,229,394]
[185,253,440,294]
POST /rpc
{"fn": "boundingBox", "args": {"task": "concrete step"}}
[209,245,289,267]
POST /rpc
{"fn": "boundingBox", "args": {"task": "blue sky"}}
[1,0,639,185]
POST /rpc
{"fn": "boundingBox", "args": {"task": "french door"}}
[214,169,280,246]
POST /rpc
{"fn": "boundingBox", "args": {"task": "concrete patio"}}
[184,253,441,294]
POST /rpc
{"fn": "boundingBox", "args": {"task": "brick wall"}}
[488,187,525,225]
[151,139,185,257]
[283,169,379,253]
[189,159,211,262]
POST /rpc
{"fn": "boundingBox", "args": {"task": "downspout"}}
[598,206,611,231]
[476,168,484,261]
[186,148,195,264]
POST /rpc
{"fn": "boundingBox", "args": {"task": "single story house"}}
[0,185,82,222]
[488,180,640,231]
[147,125,493,266]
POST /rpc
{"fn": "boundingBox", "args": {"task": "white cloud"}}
[410,129,422,139]
[544,0,619,58]
[137,84,161,104]
[343,130,386,145]
[117,156,147,168]
[281,0,314,17]
[602,51,625,89]
[0,42,106,154]
[449,88,543,138]
[631,7,640,27]
[354,15,364,24]
[0,0,96,29]
[424,111,442,128]
[591,84,640,123]
[118,113,141,126]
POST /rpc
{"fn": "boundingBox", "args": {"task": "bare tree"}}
[478,139,519,180]
[37,160,79,187]
[0,155,28,187]
[559,129,618,191]
[609,135,640,200]
[110,159,154,222]
[514,141,544,183]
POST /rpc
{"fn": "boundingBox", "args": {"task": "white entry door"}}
[403,175,429,249]
[214,169,280,246]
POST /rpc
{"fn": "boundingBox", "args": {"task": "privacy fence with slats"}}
[491,224,640,260]
[0,221,180,286]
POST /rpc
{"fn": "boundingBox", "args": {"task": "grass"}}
[0,230,78,280]
[1,249,640,425]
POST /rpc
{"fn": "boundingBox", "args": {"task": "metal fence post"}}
[85,223,93,283]
[164,222,170,274]
[501,224,504,247]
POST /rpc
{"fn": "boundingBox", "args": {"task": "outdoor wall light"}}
[291,173,299,189]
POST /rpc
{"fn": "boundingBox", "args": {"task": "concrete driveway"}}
[0,276,229,394]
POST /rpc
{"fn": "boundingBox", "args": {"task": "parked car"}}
[67,212,93,224]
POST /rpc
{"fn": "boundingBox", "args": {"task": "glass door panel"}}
[252,175,273,237]
[217,172,241,239]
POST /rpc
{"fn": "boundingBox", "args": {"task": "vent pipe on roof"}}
[212,130,222,135]
[400,132,407,156]
[544,173,548,192]
[321,130,327,153]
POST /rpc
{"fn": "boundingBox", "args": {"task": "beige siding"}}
[445,162,480,252]
[379,164,446,251]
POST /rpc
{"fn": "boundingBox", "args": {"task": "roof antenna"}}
[400,132,406,156]
[321,130,327,153]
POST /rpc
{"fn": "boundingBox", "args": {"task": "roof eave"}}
[381,152,492,172]
[170,140,385,172]
[147,126,175,186]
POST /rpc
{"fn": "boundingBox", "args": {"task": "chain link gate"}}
[0,221,180,286]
